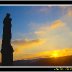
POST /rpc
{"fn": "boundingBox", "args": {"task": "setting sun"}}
[51,51,59,58]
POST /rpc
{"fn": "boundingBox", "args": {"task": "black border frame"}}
[0,68,72,71]
[0,1,72,71]
[0,1,71,4]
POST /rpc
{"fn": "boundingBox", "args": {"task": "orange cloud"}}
[12,39,46,60]
[34,20,65,36]
[50,20,64,30]
[33,48,72,59]
[17,48,72,60]
[12,39,46,54]
[12,39,45,48]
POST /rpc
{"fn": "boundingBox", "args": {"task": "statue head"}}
[6,13,10,18]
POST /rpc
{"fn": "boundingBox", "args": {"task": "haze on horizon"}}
[0,5,72,62]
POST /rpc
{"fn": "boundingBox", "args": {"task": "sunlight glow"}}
[51,51,59,58]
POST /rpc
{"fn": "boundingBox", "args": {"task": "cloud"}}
[33,48,72,59]
[39,6,51,13]
[35,31,46,35]
[30,6,72,16]
[59,6,72,16]
[49,20,64,30]
[12,39,46,54]
[57,6,72,17]
[12,39,46,60]
[12,39,44,46]
[32,15,72,51]
[59,6,67,10]
[31,6,52,14]
[34,20,65,36]
[22,48,72,60]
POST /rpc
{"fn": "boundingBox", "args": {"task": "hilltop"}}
[13,55,72,66]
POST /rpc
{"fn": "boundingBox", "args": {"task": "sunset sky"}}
[0,5,72,62]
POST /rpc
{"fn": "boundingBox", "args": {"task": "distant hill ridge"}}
[13,55,72,66]
[0,55,72,66]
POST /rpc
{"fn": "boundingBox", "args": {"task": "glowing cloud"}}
[11,39,46,61]
[12,39,45,48]
[33,48,72,59]
[34,20,65,36]
[49,20,64,30]
[12,39,46,54]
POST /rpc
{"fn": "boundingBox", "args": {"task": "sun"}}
[51,51,59,58]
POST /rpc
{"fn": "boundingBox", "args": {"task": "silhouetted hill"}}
[13,55,72,66]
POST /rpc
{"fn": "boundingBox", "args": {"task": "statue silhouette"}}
[1,13,14,66]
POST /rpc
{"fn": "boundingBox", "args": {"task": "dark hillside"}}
[13,55,72,66]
